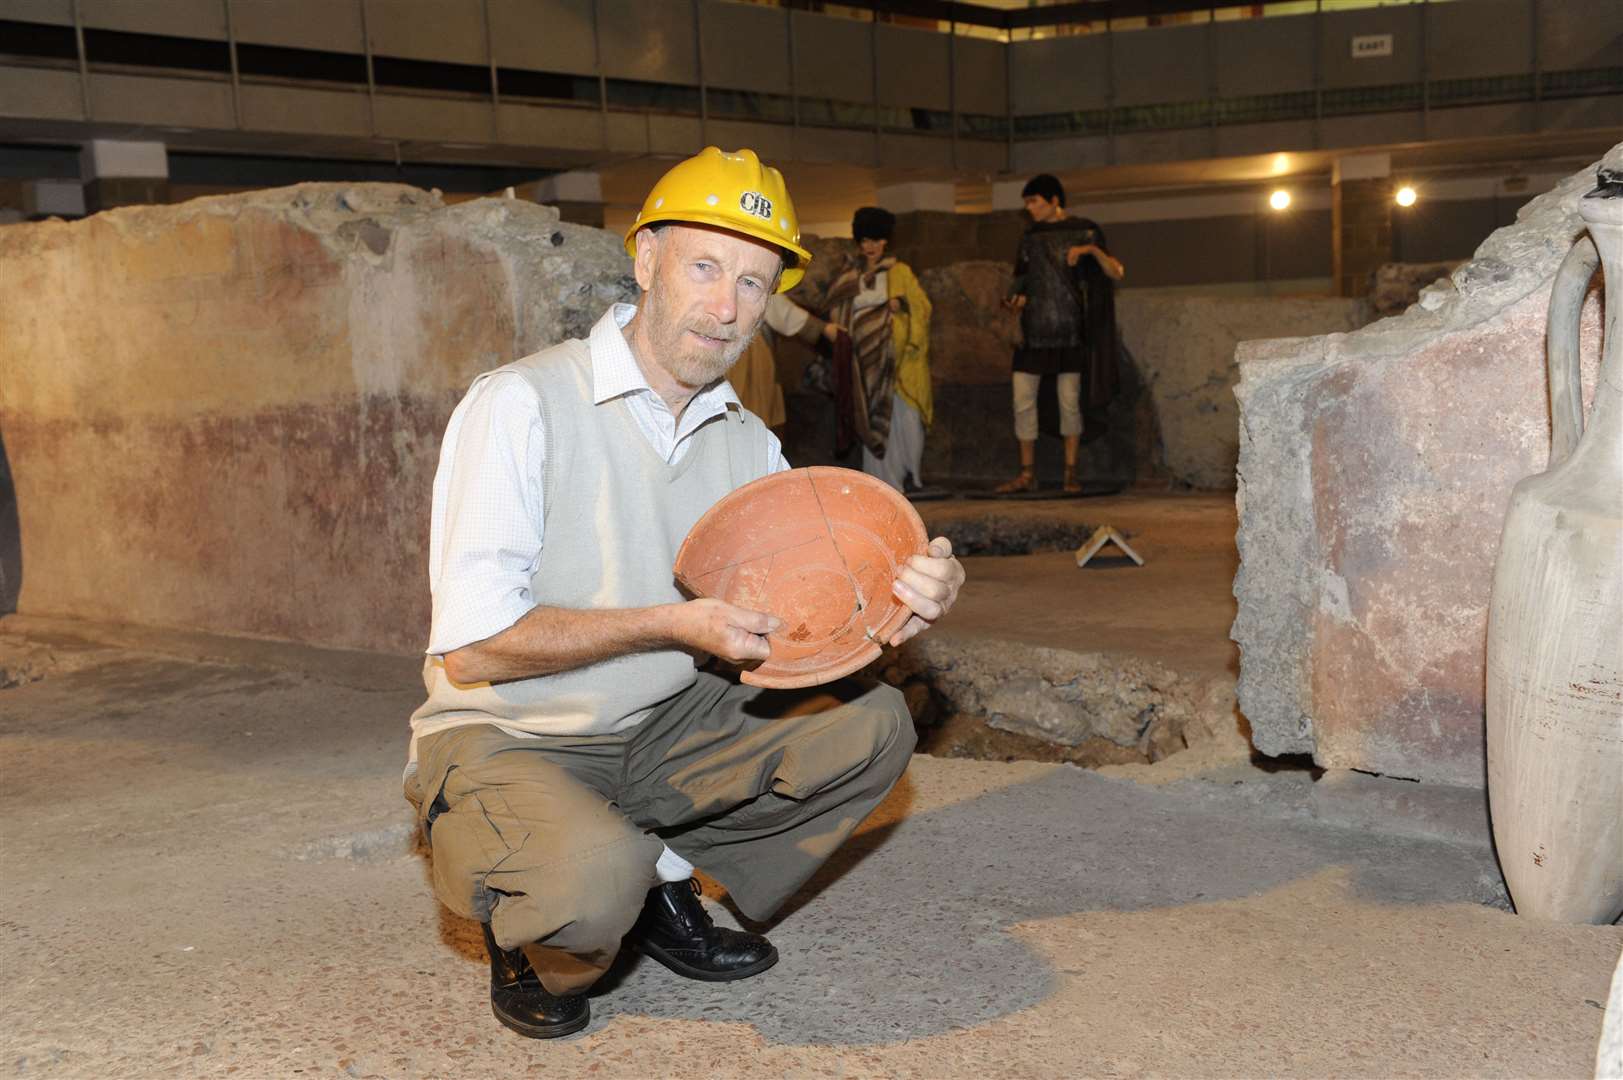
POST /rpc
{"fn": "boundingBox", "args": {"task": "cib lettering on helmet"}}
[739,191,773,220]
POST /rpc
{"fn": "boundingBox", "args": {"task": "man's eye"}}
[694,261,716,273]
[740,278,764,294]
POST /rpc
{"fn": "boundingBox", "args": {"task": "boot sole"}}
[633,940,780,983]
[491,1000,591,1040]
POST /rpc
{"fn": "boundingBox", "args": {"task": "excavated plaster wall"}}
[1233,145,1618,786]
[0,184,635,654]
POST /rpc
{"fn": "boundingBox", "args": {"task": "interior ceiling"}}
[595,128,1618,226]
[6,116,1614,227]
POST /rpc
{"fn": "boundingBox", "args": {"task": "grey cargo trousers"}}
[404,673,915,994]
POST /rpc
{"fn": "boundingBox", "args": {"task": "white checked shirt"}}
[425,303,790,656]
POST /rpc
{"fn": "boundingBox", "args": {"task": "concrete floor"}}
[3,494,1620,1079]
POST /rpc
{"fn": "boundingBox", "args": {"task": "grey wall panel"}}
[231,0,365,53]
[1393,198,1501,263]
[878,132,952,170]
[1425,101,1536,141]
[604,110,650,153]
[645,112,703,155]
[1259,208,1333,281]
[1214,17,1314,99]
[498,101,602,150]
[372,94,496,142]
[792,12,872,103]
[794,125,875,164]
[957,139,1007,173]
[1115,127,1216,167]
[877,24,949,110]
[1319,110,1425,148]
[364,0,487,65]
[239,85,369,136]
[1320,6,1423,88]
[1214,119,1317,158]
[1537,0,1623,72]
[1111,216,1253,287]
[1107,211,1331,288]
[1010,36,1108,116]
[954,36,1005,117]
[0,64,79,119]
[706,118,792,160]
[0,0,70,25]
[1113,23,1208,107]
[1010,134,1110,174]
[80,0,226,39]
[598,0,697,84]
[1538,94,1623,131]
[701,1,788,93]
[489,0,598,77]
[88,73,234,127]
[1427,0,1532,80]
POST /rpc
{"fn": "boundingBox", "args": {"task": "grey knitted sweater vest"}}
[408,337,773,755]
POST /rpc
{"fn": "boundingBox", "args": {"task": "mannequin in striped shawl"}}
[807,206,934,493]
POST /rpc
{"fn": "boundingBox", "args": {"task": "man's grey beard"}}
[688,321,756,381]
[650,308,758,388]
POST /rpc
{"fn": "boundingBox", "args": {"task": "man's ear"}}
[632,228,662,292]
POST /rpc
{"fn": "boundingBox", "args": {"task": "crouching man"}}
[404,147,966,1038]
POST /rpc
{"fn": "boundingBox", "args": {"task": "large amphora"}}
[1486,169,1623,924]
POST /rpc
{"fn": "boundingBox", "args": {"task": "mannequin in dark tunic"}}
[998,174,1124,494]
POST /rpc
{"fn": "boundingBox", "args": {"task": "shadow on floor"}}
[435,760,1502,1048]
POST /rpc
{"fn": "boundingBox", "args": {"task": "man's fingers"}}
[896,563,951,603]
[892,577,945,622]
[888,614,926,648]
[728,628,773,661]
[889,539,965,627]
[904,551,965,590]
[728,605,782,636]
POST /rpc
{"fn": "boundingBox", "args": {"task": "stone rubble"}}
[885,631,1239,766]
[1367,259,1465,317]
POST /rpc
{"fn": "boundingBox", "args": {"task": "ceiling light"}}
[1269,189,1291,211]
[1395,185,1418,207]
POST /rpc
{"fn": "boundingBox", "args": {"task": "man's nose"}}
[704,279,737,325]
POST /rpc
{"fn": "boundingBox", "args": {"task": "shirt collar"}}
[586,303,741,419]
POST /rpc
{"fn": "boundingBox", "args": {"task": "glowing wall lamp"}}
[1395,185,1418,207]
[1269,189,1292,211]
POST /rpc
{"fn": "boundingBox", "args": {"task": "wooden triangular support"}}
[1074,525,1144,568]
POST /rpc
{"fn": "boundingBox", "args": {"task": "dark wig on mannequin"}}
[851,206,896,242]
[1020,173,1066,207]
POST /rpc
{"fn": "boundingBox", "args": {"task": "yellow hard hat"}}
[625,146,811,293]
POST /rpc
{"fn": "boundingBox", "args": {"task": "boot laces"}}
[682,878,715,932]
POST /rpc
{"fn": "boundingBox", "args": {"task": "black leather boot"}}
[481,922,589,1039]
[627,879,778,982]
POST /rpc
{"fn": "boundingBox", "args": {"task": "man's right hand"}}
[668,598,781,663]
[1002,295,1027,311]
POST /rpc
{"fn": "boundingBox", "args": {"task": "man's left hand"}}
[1066,243,1095,266]
[888,536,966,647]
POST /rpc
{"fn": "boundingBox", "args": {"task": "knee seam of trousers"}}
[479,829,654,879]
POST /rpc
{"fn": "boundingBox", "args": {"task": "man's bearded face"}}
[636,224,782,389]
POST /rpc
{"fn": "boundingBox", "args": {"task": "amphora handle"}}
[1546,234,1599,467]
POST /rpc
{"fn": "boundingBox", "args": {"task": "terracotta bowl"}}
[674,466,930,689]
